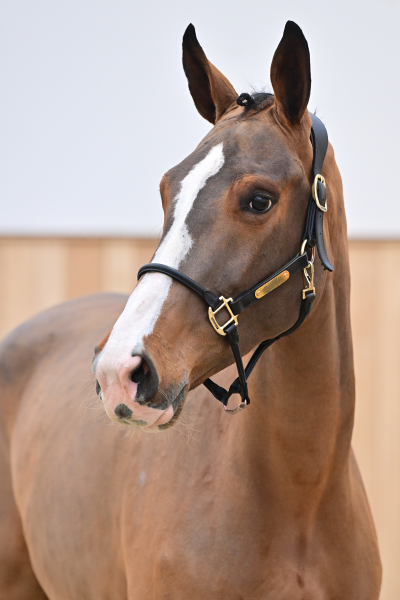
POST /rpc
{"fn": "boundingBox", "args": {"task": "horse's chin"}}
[103,385,187,433]
[136,405,175,433]
[157,388,187,431]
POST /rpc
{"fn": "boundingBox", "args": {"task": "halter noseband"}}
[138,113,333,415]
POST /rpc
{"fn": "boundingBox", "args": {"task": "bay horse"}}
[0,21,381,599]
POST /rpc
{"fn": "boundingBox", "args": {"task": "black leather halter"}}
[138,113,333,414]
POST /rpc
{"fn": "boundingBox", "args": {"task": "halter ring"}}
[301,240,315,264]
[224,399,248,415]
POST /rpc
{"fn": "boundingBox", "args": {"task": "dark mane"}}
[251,92,274,105]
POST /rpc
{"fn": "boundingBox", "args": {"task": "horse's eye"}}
[249,195,272,213]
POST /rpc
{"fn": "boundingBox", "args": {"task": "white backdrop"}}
[1,0,399,238]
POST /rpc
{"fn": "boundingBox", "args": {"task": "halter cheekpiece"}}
[138,112,333,415]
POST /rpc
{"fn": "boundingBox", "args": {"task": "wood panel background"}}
[0,237,399,599]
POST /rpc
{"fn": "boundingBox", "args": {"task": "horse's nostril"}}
[115,404,133,419]
[128,353,159,406]
[96,380,101,396]
[130,359,147,384]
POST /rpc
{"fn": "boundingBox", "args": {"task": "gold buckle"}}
[312,174,327,212]
[208,296,238,336]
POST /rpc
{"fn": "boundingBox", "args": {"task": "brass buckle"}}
[301,240,316,299]
[312,174,327,212]
[208,296,238,336]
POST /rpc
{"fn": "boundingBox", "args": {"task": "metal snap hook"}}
[301,240,316,299]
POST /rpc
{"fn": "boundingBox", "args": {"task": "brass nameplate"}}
[255,270,290,299]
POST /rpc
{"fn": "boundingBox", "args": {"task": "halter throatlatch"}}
[138,113,333,415]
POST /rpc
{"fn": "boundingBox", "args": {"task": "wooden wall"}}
[0,237,399,599]
[0,237,158,337]
[350,242,400,600]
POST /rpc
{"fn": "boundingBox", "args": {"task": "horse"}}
[0,21,381,600]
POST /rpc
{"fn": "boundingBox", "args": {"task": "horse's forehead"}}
[164,115,294,198]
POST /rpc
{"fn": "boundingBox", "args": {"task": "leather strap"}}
[139,254,308,318]
[304,114,334,272]
[315,205,333,271]
[203,292,315,406]
[225,322,250,404]
[230,253,308,315]
[138,263,221,310]
[310,113,328,181]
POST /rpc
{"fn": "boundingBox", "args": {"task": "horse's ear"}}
[182,24,238,124]
[270,21,311,125]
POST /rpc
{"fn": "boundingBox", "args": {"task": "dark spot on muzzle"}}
[115,404,133,419]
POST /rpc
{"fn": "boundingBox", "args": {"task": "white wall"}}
[1,0,399,237]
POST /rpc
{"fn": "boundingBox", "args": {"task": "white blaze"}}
[100,143,224,368]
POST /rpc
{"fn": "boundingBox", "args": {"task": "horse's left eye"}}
[249,195,272,213]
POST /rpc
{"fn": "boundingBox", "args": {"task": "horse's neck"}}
[230,252,355,504]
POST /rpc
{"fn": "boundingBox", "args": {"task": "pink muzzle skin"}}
[96,354,174,432]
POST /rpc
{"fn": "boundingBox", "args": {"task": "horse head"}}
[93,21,334,432]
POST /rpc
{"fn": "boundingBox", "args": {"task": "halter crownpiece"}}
[303,114,333,271]
[138,113,333,415]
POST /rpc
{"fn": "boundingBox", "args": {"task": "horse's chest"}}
[121,502,326,600]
